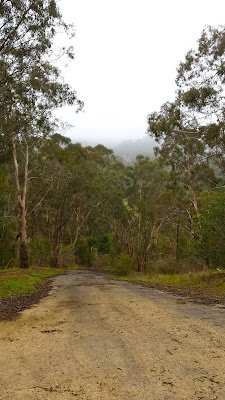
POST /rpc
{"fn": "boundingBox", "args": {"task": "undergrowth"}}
[109,270,225,293]
[0,265,80,298]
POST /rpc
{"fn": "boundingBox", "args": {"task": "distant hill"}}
[76,136,156,164]
[113,136,155,163]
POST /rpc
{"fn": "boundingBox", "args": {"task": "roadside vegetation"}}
[109,270,225,300]
[0,265,79,299]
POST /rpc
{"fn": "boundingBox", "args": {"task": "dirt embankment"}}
[0,270,225,400]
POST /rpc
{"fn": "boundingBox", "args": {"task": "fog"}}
[55,0,225,146]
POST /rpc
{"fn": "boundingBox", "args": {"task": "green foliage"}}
[92,234,116,257]
[0,276,42,297]
[0,266,79,298]
[182,87,217,110]
[58,244,75,268]
[145,25,224,273]
[29,237,51,267]
[112,253,136,276]
[197,189,225,268]
[75,239,91,267]
[75,234,116,268]
[90,253,112,270]
[0,0,83,269]
[0,171,17,267]
[110,271,225,299]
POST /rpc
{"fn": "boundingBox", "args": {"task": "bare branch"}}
[27,185,53,219]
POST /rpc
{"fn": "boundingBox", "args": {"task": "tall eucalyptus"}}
[0,1,83,268]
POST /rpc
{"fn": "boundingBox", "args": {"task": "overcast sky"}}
[55,0,225,145]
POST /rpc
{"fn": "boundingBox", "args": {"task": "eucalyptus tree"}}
[0,1,83,268]
[147,26,224,218]
[176,25,225,173]
[27,139,116,267]
[118,157,172,272]
[147,102,218,218]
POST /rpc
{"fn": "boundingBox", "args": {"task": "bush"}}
[90,252,112,270]
[97,233,116,257]
[75,234,117,268]
[58,244,75,268]
[29,237,51,266]
[75,239,91,266]
[197,189,225,269]
[113,253,136,276]
[149,259,205,274]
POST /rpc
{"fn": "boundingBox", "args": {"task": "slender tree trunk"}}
[51,224,61,268]
[143,253,147,274]
[19,201,29,269]
[51,248,59,268]
[5,258,14,269]
[176,221,180,264]
[11,135,29,269]
[51,214,70,268]
[191,187,200,218]
[136,257,142,272]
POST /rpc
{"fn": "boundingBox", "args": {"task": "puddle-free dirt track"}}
[0,270,225,399]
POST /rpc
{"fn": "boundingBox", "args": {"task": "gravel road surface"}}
[0,270,225,400]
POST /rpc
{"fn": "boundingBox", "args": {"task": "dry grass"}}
[109,270,225,299]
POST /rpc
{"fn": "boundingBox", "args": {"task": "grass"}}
[0,264,80,299]
[108,270,225,297]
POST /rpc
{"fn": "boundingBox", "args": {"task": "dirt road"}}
[0,270,225,400]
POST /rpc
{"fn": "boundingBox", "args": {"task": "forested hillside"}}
[113,137,155,163]
[0,3,224,274]
[1,135,224,273]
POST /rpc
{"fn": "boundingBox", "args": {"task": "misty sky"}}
[55,0,225,145]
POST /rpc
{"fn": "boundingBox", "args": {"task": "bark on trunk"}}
[19,204,29,269]
[11,135,30,269]
[176,222,180,264]
[51,233,60,268]
[19,241,29,269]
[51,252,59,268]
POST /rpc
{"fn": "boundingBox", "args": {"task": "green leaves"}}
[182,87,217,110]
[197,188,225,267]
[0,0,83,142]
[176,25,225,130]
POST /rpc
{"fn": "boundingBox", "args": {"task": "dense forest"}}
[0,2,224,274]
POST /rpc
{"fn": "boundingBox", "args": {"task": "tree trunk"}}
[51,251,59,268]
[19,198,29,268]
[143,253,147,274]
[20,241,29,269]
[51,232,60,268]
[5,258,14,269]
[51,218,65,268]
[11,135,30,269]
[137,261,142,273]
[176,222,180,264]
[136,255,145,273]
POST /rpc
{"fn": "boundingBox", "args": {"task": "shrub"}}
[148,259,205,274]
[58,244,75,268]
[75,239,91,266]
[29,237,51,266]
[90,252,112,270]
[113,253,136,276]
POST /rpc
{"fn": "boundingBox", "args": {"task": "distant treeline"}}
[0,136,224,273]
